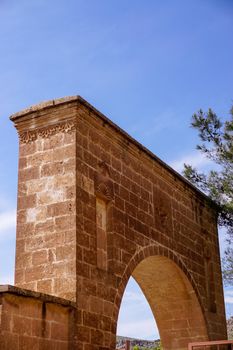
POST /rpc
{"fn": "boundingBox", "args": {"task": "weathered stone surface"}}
[7,96,227,349]
[0,285,76,350]
[14,116,77,301]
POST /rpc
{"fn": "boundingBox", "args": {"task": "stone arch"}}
[115,245,208,350]
[10,96,226,350]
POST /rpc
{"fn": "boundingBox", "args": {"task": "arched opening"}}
[117,277,160,346]
[117,255,208,350]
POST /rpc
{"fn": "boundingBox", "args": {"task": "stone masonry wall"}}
[11,96,227,350]
[14,103,77,301]
[74,100,226,348]
[0,286,76,350]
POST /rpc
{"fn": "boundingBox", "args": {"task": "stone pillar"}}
[11,97,77,301]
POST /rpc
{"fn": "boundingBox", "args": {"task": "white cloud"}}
[117,318,159,340]
[129,109,177,140]
[225,296,233,304]
[118,279,159,339]
[123,291,148,304]
[169,152,212,173]
[224,290,233,304]
[218,227,228,257]
[0,209,16,239]
[0,273,14,285]
[0,200,16,285]
[225,291,233,297]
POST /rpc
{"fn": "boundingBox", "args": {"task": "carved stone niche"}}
[203,240,212,260]
[191,198,204,225]
[94,161,114,202]
[153,186,173,235]
[204,239,217,313]
[94,162,114,271]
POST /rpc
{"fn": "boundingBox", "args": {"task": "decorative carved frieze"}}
[19,121,76,143]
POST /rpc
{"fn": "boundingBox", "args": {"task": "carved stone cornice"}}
[19,120,76,144]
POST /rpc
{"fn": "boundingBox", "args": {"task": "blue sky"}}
[0,0,233,340]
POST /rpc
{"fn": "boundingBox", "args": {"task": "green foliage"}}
[183,106,233,284]
[153,342,162,350]
[132,342,162,350]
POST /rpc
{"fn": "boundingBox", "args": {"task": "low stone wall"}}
[0,285,76,350]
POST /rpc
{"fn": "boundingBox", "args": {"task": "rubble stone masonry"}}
[0,96,227,349]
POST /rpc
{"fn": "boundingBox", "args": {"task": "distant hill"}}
[116,336,161,349]
[227,317,233,339]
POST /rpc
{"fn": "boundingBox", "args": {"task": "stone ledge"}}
[10,95,79,121]
[0,285,76,308]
